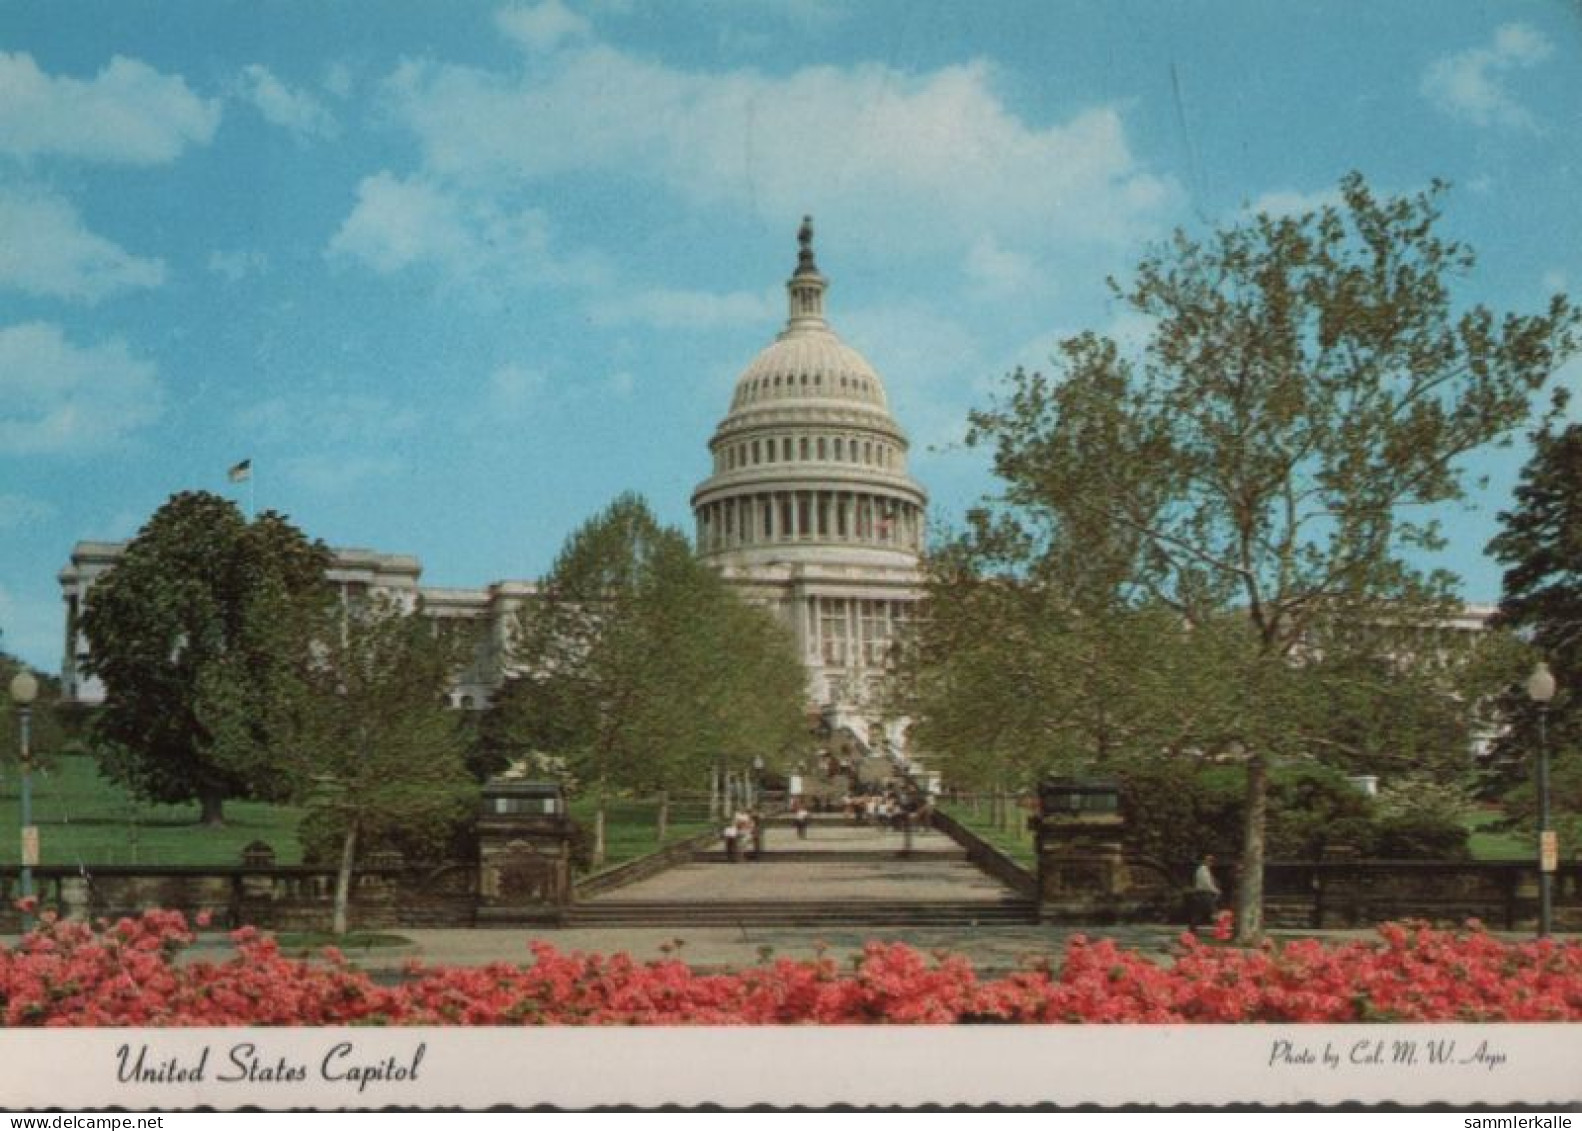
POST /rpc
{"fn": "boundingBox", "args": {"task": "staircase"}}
[562,896,1039,929]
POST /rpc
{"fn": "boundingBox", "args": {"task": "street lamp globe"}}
[1526,661,1556,704]
[8,670,37,706]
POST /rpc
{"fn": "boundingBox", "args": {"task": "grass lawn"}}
[0,753,304,867]
[569,795,714,874]
[940,801,1037,868]
[1465,809,1528,861]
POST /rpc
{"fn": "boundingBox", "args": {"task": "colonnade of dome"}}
[691,218,927,729]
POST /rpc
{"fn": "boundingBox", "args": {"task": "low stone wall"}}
[573,830,719,901]
[6,856,1578,933]
[0,864,478,934]
[929,810,1039,900]
[1262,859,1582,932]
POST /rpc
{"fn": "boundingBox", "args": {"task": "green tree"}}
[498,494,806,866]
[78,492,331,825]
[1488,422,1582,848]
[956,173,1577,940]
[200,594,476,935]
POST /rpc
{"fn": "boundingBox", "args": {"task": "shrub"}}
[1119,760,1374,868]
[4,906,1581,1025]
[1370,813,1471,860]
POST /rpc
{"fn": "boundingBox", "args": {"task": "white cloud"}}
[496,1,593,52]
[0,51,219,163]
[0,322,163,455]
[1421,23,1553,131]
[964,236,1042,299]
[1542,269,1568,294]
[327,171,609,292]
[0,493,56,530]
[0,187,166,301]
[238,64,339,140]
[1246,187,1343,219]
[324,62,355,100]
[377,44,1174,258]
[207,249,271,282]
[487,363,548,412]
[588,287,777,330]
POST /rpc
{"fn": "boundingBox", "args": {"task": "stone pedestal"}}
[476,779,573,924]
[1038,834,1129,900]
[1035,777,1130,902]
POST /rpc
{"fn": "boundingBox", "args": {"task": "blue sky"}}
[1,0,1578,670]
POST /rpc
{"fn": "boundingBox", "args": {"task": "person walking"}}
[1188,854,1222,931]
[793,803,811,840]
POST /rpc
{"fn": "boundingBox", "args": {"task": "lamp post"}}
[8,669,38,934]
[1526,661,1556,938]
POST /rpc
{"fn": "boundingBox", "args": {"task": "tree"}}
[956,173,1577,939]
[1488,422,1582,845]
[78,492,331,825]
[496,494,806,866]
[200,593,477,935]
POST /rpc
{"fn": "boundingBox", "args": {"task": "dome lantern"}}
[786,215,828,328]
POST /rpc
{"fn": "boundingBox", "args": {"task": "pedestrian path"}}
[565,815,1036,928]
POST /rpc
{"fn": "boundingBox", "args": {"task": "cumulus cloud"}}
[486,363,548,413]
[1421,23,1553,131]
[964,236,1042,299]
[238,64,339,140]
[375,45,1173,256]
[327,171,609,292]
[496,1,593,52]
[207,249,271,282]
[1245,187,1344,219]
[0,322,163,455]
[0,187,165,301]
[0,51,219,163]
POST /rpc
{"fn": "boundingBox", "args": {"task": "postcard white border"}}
[1,1024,1578,1110]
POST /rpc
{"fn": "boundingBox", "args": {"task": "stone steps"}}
[562,898,1038,929]
[692,849,966,864]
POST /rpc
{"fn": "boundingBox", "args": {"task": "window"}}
[817,437,827,459]
[820,598,849,665]
[783,437,792,460]
[752,441,760,464]
[859,601,889,665]
[834,437,843,460]
[799,437,809,460]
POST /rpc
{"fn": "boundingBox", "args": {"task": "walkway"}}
[560,815,1035,929]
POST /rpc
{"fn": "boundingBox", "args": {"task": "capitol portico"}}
[59,220,927,755]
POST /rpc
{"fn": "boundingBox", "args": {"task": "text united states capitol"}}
[115,1041,425,1093]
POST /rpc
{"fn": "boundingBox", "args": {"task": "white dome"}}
[729,325,890,412]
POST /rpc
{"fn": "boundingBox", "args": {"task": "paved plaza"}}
[599,819,1007,904]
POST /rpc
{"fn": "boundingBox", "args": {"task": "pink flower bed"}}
[3,904,1580,1026]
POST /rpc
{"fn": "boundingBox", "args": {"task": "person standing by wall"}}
[1188,854,1221,931]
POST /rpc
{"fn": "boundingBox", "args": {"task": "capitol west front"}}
[60,221,928,757]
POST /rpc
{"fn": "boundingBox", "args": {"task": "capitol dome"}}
[692,218,927,570]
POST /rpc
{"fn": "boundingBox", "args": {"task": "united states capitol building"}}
[59,220,928,757]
